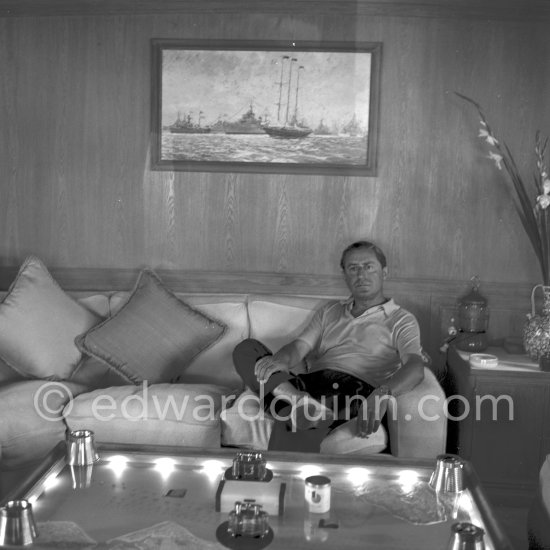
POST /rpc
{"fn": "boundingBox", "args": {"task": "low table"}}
[1,442,512,549]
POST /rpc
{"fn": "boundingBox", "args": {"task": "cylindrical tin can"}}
[305,475,331,513]
[447,522,485,549]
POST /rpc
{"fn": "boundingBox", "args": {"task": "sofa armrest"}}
[386,367,447,459]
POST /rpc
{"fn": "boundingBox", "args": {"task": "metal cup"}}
[447,522,485,549]
[66,429,99,466]
[70,464,94,490]
[0,500,38,546]
[429,454,464,493]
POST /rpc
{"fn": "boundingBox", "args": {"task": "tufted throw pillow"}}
[0,256,102,380]
[75,270,226,384]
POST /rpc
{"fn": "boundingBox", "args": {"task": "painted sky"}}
[161,48,372,131]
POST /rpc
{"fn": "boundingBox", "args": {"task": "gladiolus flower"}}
[487,151,503,170]
[538,194,550,209]
[479,128,498,146]
[543,179,550,195]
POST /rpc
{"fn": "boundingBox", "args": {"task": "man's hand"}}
[254,356,290,383]
[356,386,391,437]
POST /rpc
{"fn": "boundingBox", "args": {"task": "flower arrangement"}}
[456,92,549,286]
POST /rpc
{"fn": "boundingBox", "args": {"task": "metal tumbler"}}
[447,522,485,549]
[66,429,99,466]
[429,454,464,493]
[0,500,38,546]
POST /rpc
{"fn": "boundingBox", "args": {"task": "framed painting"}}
[151,39,381,176]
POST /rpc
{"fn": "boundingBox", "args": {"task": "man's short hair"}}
[340,241,387,270]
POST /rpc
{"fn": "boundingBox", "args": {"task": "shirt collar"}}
[342,296,399,317]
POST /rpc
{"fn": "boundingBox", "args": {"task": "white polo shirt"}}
[296,297,424,387]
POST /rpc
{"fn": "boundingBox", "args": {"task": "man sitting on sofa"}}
[232,240,427,453]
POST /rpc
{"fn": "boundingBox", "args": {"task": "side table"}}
[445,345,549,503]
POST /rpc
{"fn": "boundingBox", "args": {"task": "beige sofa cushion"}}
[319,419,387,455]
[0,358,25,387]
[64,384,234,449]
[179,295,249,388]
[220,389,387,455]
[220,389,274,450]
[77,294,111,318]
[248,295,332,353]
[0,380,89,468]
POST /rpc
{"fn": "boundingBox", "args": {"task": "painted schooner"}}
[263,56,312,139]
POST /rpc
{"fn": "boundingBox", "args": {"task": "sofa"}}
[0,256,447,499]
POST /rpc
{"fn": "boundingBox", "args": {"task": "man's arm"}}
[387,312,426,395]
[357,355,425,437]
[383,353,425,396]
[255,338,312,383]
[255,305,324,383]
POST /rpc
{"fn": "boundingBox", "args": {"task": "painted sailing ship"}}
[169,111,211,134]
[314,119,332,135]
[223,103,265,134]
[263,56,312,139]
[341,113,363,137]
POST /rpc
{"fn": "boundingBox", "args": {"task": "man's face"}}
[342,247,387,301]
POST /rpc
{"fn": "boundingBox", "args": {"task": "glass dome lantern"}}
[455,276,490,352]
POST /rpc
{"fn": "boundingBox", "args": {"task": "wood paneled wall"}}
[0,1,548,342]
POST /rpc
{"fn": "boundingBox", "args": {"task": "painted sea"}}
[161,133,368,165]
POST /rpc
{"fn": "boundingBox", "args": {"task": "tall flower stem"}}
[456,92,549,285]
